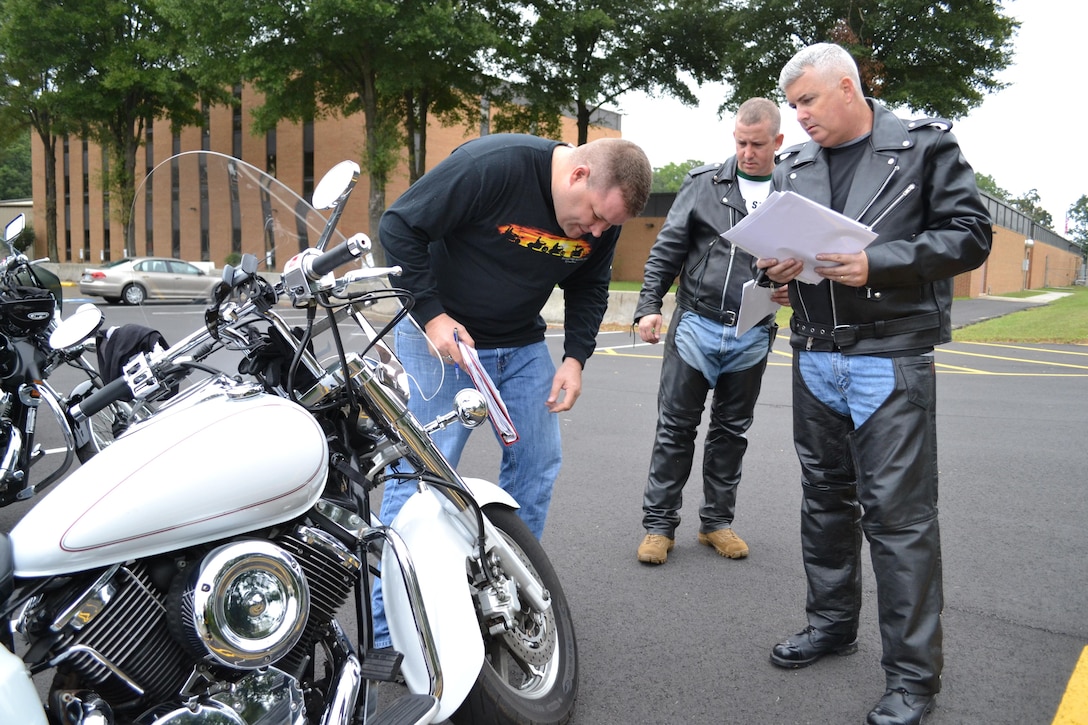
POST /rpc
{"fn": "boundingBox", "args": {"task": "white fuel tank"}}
[11,384,328,577]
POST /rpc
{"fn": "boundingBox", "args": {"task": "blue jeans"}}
[796,351,896,428]
[674,310,775,385]
[371,323,562,647]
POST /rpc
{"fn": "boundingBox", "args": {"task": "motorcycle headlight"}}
[189,541,309,669]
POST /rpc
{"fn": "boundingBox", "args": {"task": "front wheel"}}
[453,505,578,725]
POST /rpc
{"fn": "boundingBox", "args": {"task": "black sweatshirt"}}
[379,134,619,365]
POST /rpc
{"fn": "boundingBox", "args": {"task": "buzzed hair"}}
[779,43,862,94]
[573,138,653,217]
[736,97,781,136]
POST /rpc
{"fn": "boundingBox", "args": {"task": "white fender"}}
[381,477,515,720]
[382,487,482,721]
[0,645,47,724]
[460,476,519,510]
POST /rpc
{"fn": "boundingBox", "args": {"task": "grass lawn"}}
[952,286,1088,344]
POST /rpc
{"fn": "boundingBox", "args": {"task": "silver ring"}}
[443,354,454,362]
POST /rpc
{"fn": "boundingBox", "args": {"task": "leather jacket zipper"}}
[720,243,737,311]
[867,183,917,231]
[855,163,900,223]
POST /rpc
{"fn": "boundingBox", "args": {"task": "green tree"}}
[652,159,705,193]
[975,174,1058,230]
[494,0,736,145]
[718,0,1018,118]
[169,0,503,243]
[1009,188,1052,229]
[0,131,31,199]
[67,0,231,258]
[975,172,1010,202]
[1067,196,1088,258]
[0,0,82,260]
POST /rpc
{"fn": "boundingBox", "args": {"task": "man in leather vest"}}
[757,44,991,725]
[634,98,783,566]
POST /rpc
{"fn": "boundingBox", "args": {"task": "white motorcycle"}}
[0,152,578,724]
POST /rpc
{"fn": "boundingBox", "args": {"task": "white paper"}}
[721,190,877,285]
[457,341,519,445]
[736,280,780,337]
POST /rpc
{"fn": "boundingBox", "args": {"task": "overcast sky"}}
[615,0,1081,233]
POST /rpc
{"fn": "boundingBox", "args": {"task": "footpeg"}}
[369,694,440,725]
[360,647,403,682]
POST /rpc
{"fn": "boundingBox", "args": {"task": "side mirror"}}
[311,161,360,211]
[4,214,25,243]
[49,303,104,351]
[311,160,361,252]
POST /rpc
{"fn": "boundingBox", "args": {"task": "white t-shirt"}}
[738,174,773,213]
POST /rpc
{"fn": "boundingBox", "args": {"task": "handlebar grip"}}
[71,376,133,422]
[310,236,365,278]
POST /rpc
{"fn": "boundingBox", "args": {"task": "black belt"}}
[684,304,738,326]
[677,291,740,326]
[790,312,940,347]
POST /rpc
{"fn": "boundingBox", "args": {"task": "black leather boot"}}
[770,624,858,668]
[865,688,935,725]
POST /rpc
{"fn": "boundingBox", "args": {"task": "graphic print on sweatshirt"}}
[499,224,590,261]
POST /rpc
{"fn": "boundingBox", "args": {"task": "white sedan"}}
[79,257,219,305]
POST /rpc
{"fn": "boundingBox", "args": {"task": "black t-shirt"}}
[380,134,620,364]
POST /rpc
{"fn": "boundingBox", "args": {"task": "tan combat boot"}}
[636,534,675,565]
[697,528,749,559]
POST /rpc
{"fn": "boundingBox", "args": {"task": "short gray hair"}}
[736,97,781,136]
[779,43,862,94]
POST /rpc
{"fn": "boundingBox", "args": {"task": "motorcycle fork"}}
[356,362,550,613]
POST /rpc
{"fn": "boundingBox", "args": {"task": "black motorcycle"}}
[0,214,146,506]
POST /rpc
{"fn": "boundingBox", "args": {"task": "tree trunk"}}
[576,100,591,146]
[41,132,58,260]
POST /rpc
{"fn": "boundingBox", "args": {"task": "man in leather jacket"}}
[757,44,991,725]
[633,98,783,565]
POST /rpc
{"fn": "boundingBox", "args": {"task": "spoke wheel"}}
[452,505,578,725]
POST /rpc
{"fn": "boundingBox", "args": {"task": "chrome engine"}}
[17,521,361,724]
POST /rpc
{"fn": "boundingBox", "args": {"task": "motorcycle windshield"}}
[127,150,446,400]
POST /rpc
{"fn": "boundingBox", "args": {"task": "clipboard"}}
[456,341,519,445]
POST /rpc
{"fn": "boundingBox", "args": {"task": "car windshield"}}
[100,258,134,268]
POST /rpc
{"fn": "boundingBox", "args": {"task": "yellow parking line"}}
[594,340,1088,375]
[959,341,1088,357]
[1053,645,1088,724]
[939,348,1088,371]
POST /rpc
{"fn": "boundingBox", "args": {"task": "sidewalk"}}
[950,291,1069,329]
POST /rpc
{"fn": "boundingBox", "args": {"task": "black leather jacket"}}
[775,101,992,355]
[634,158,759,325]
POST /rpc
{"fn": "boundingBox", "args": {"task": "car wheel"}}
[122,284,147,305]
